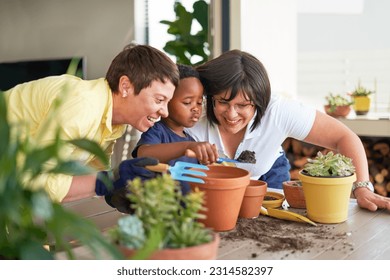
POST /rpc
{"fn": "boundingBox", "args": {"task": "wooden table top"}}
[58,190,390,260]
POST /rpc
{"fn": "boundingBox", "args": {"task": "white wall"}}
[298,0,390,52]
[0,0,135,79]
[297,0,390,113]
[231,0,298,99]
[230,0,390,113]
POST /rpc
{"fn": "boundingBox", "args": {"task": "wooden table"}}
[57,191,390,260]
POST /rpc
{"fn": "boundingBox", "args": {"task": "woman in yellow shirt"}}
[4,44,179,203]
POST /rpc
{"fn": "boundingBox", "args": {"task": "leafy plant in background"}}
[349,83,374,97]
[303,151,355,177]
[160,0,209,66]
[0,60,122,260]
[325,93,353,113]
[108,174,213,259]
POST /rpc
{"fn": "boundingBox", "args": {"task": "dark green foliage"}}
[160,0,209,66]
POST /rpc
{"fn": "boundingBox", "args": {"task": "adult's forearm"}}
[62,174,98,202]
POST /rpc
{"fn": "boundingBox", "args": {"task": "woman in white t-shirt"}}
[186,49,390,213]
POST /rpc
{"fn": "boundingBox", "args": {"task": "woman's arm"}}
[62,174,97,202]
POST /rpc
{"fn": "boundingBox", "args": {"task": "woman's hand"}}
[185,142,219,165]
[354,187,390,211]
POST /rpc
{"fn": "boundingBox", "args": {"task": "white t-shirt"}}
[186,95,316,179]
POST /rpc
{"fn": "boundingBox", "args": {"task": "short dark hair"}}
[177,64,200,80]
[106,44,179,95]
[196,49,271,131]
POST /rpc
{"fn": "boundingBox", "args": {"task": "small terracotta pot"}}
[119,232,220,260]
[282,180,306,209]
[189,165,250,231]
[239,180,267,218]
[324,105,351,118]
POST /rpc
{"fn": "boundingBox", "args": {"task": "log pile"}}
[362,137,390,197]
[282,137,390,197]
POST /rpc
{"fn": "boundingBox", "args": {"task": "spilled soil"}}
[221,215,352,259]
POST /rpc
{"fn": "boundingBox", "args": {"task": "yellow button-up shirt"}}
[5,75,126,201]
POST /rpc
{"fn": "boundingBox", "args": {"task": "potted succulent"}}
[0,91,122,260]
[324,93,353,118]
[348,83,374,115]
[298,151,356,224]
[108,174,219,260]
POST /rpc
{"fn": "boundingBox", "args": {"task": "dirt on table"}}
[221,215,351,258]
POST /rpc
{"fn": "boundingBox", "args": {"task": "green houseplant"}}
[108,174,219,260]
[348,83,374,115]
[298,151,356,223]
[324,93,353,118]
[160,0,209,66]
[0,91,122,259]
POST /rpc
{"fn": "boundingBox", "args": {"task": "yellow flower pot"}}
[298,171,356,223]
[352,96,371,115]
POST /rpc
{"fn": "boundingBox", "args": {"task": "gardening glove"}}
[95,157,159,196]
[100,157,159,214]
[104,188,134,214]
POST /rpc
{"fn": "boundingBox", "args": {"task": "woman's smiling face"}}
[129,80,176,132]
[212,90,255,135]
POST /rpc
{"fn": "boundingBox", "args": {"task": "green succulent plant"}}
[108,174,213,256]
[325,93,353,113]
[349,83,374,97]
[303,151,355,177]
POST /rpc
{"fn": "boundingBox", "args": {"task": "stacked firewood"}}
[282,137,390,198]
[362,137,390,197]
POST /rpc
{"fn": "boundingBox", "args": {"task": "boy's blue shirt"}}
[132,121,198,194]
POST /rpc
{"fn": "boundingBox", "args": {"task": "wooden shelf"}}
[339,114,390,137]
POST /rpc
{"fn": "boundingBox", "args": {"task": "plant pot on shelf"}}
[298,171,356,223]
[239,180,267,218]
[119,232,220,260]
[189,165,250,231]
[324,105,351,118]
[352,96,371,115]
[282,180,306,209]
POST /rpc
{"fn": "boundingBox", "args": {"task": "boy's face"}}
[164,77,204,129]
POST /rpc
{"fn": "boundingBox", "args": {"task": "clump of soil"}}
[264,195,278,201]
[237,150,256,163]
[221,215,350,258]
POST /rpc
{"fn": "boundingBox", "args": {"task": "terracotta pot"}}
[239,180,267,218]
[352,96,371,115]
[119,232,220,260]
[298,171,356,223]
[282,180,306,209]
[324,105,351,118]
[189,165,250,231]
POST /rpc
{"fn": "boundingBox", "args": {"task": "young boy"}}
[132,64,203,162]
[131,64,216,193]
